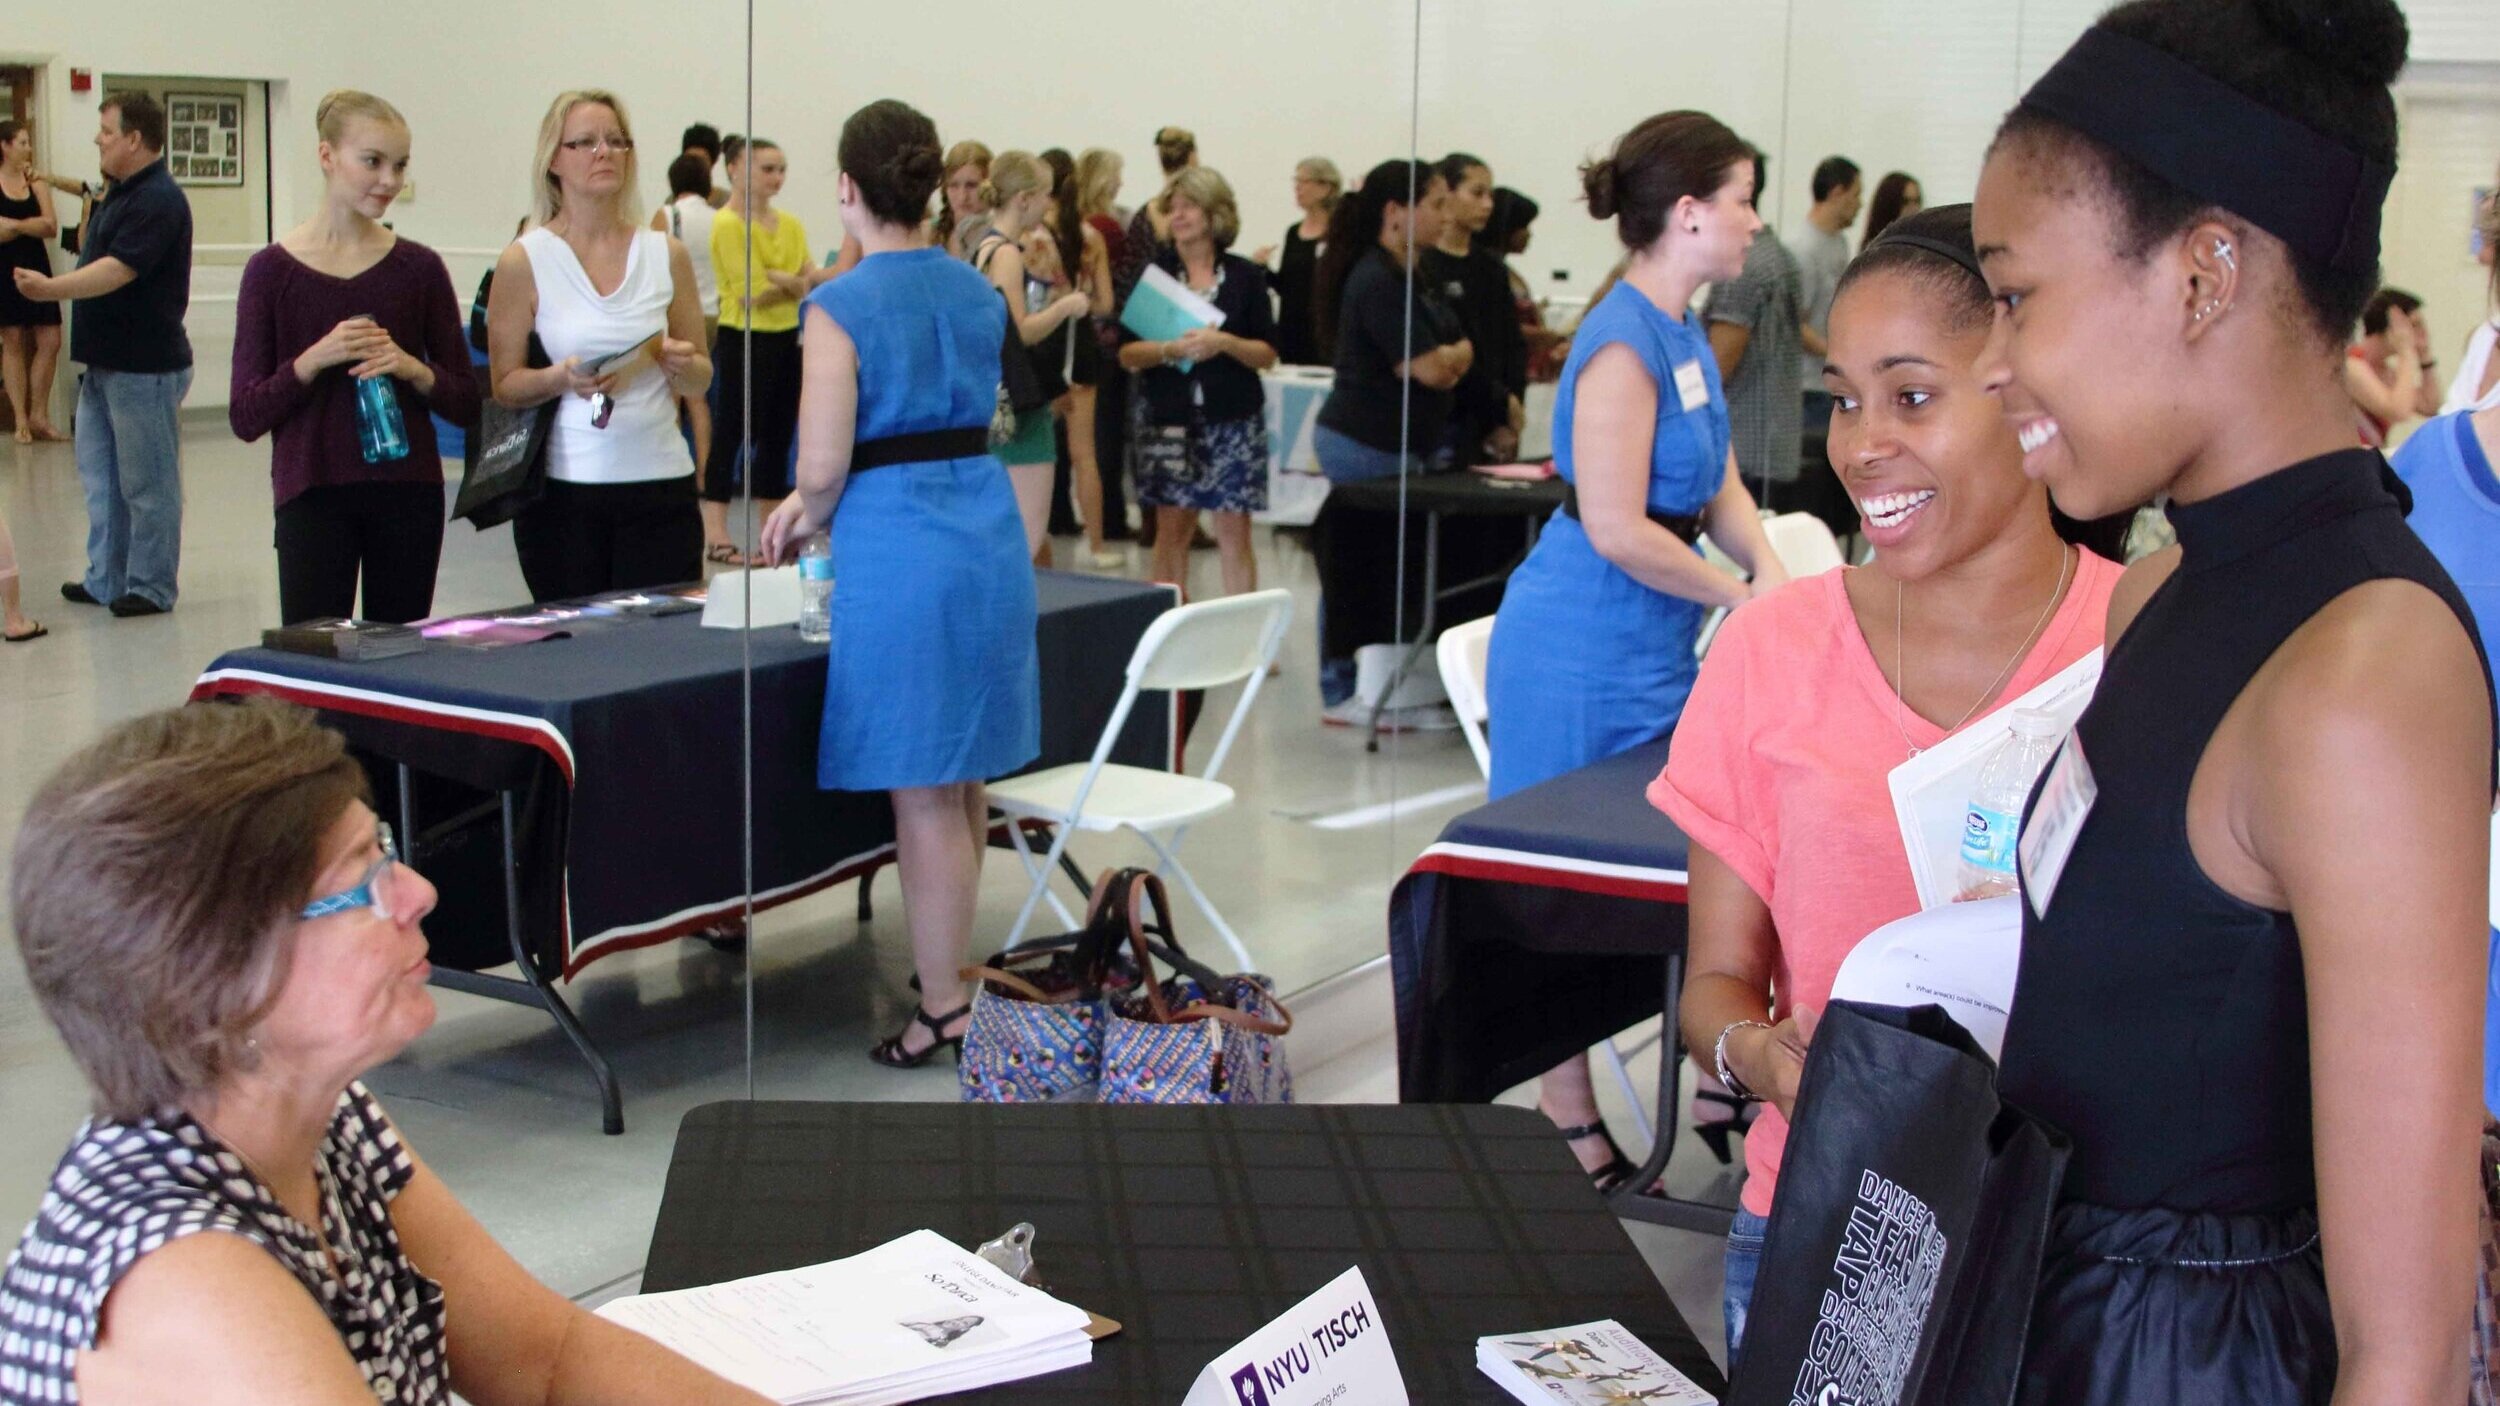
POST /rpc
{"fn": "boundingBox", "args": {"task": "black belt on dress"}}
[850,427,992,473]
[1559,485,1706,544]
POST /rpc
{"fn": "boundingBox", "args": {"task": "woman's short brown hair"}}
[1166,166,1241,250]
[11,700,371,1120]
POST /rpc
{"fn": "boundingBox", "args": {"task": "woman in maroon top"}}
[230,91,478,625]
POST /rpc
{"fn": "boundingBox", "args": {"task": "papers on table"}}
[594,1230,1095,1406]
[1888,649,2101,910]
[1829,895,2024,1060]
[1120,263,1225,370]
[1476,1320,1716,1405]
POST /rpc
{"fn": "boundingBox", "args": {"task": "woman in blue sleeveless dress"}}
[763,100,1040,1068]
[1482,114,1788,1192]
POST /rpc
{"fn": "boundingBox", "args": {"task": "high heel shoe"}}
[869,1002,970,1069]
[1546,1114,1664,1199]
[1690,1088,1758,1166]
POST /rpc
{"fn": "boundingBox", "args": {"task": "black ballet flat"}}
[869,1003,970,1069]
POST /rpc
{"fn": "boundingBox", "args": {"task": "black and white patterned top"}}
[0,1082,448,1404]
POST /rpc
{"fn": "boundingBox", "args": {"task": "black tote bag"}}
[1729,1000,2069,1406]
[452,333,555,530]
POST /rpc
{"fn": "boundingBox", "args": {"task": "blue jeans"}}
[76,366,192,609]
[1723,1206,1770,1367]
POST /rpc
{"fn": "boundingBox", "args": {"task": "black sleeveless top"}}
[1999,449,2494,1213]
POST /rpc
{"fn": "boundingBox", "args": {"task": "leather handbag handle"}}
[959,964,1072,1005]
[1116,870,1289,1034]
[1168,992,1294,1037]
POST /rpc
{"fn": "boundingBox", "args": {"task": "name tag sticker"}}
[2020,734,2098,920]
[1672,359,1710,413]
[1183,1266,1408,1406]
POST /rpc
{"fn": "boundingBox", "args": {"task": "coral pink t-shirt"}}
[1647,552,2121,1217]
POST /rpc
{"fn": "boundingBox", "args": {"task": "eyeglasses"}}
[560,135,634,155]
[301,824,402,922]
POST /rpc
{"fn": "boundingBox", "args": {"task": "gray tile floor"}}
[0,422,1735,1372]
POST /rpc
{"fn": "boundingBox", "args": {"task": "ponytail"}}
[1314,158,1433,362]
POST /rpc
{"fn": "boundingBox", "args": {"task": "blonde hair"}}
[1295,156,1343,212]
[315,89,405,147]
[1166,166,1241,249]
[980,149,1051,213]
[531,88,640,230]
[1074,147,1123,221]
[943,140,993,185]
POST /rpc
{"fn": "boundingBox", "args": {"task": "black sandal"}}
[1690,1087,1759,1166]
[869,1003,971,1069]
[1548,1115,1665,1199]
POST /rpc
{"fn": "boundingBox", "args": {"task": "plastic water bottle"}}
[354,373,409,464]
[796,534,834,643]
[1955,708,2065,901]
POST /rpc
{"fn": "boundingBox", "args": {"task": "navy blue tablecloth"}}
[194,572,1174,980]
[1390,738,1692,1102]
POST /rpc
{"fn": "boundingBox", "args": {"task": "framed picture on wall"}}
[166,92,244,188]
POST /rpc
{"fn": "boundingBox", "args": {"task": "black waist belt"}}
[1560,485,1706,545]
[850,427,992,473]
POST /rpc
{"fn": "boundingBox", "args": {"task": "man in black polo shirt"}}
[13,92,193,616]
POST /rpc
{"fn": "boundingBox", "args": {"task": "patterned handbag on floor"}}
[1097,871,1294,1106]
[957,877,1138,1104]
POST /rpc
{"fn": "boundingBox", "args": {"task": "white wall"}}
[4,0,2495,409]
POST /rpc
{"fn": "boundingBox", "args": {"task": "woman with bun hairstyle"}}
[230,90,478,624]
[1656,205,2125,1357]
[1482,111,1789,1187]
[1976,0,2492,1397]
[759,101,1040,1069]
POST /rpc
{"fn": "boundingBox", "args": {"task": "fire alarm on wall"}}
[70,69,93,93]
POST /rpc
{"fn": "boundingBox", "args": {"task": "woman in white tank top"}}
[486,89,714,602]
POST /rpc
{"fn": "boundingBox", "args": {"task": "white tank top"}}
[521,225,695,484]
[667,196,721,318]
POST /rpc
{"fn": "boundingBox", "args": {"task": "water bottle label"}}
[798,555,835,582]
[1959,805,2020,875]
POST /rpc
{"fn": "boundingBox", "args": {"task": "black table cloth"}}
[1390,737,1689,1105]
[193,572,1175,978]
[642,1100,1725,1403]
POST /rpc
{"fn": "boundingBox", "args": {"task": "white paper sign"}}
[1183,1267,1408,1406]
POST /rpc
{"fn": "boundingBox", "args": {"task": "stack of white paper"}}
[1830,894,2024,1059]
[595,1230,1094,1406]
[1476,1321,1716,1405]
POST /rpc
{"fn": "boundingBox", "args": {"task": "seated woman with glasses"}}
[0,700,772,1405]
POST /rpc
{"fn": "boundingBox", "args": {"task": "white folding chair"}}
[1436,610,1656,1142]
[1436,615,1496,779]
[1695,511,1848,657]
[989,588,1295,969]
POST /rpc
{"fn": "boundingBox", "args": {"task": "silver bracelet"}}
[1713,1020,1773,1102]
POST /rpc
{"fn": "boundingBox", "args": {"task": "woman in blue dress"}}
[762,99,1041,1068]
[1483,112,1789,1191]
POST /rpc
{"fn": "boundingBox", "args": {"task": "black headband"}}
[1869,230,1985,285]
[2019,25,2391,274]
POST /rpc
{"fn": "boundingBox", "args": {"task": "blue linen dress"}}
[809,247,1040,791]
[1483,280,1731,799]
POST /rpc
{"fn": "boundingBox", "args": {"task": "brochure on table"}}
[1888,649,2101,911]
[593,1229,1094,1406]
[1182,1266,1408,1406]
[1476,1319,1716,1405]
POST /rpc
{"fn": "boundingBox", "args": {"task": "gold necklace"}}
[1892,545,2073,757]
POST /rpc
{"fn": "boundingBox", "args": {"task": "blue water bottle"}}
[353,325,410,464]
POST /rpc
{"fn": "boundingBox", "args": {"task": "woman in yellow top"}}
[706,138,825,564]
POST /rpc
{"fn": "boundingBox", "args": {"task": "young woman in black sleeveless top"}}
[1973,1,2495,1400]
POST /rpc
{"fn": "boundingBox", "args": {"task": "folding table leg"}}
[1367,511,1443,754]
[428,790,626,1136]
[1607,951,1735,1236]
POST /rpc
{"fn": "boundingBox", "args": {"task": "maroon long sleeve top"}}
[228,237,481,508]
